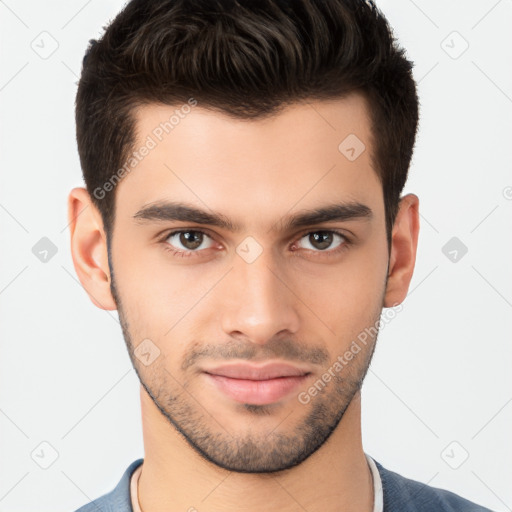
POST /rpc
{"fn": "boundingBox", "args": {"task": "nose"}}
[219,247,300,345]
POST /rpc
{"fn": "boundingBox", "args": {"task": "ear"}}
[67,187,117,310]
[383,193,420,307]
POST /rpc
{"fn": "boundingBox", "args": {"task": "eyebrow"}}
[133,200,373,233]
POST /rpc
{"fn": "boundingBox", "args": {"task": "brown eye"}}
[165,230,213,252]
[297,231,346,252]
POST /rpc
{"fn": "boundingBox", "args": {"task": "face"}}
[107,94,390,472]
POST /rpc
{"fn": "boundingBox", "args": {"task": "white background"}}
[0,1,511,511]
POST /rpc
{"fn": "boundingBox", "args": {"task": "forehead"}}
[115,94,383,226]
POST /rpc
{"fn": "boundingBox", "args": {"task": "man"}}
[67,0,494,510]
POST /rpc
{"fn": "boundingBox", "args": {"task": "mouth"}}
[202,361,312,405]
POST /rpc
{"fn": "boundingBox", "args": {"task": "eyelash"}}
[158,228,352,259]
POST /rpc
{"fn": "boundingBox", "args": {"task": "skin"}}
[68,93,419,512]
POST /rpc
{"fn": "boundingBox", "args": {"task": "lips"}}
[202,361,312,405]
[203,362,310,380]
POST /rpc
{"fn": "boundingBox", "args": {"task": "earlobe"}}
[383,193,420,308]
[67,187,117,311]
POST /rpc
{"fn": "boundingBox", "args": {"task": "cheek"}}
[299,275,382,336]
[303,237,388,291]
[113,255,219,359]
[112,232,203,315]
[291,243,388,335]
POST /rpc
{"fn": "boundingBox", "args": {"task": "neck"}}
[137,386,373,512]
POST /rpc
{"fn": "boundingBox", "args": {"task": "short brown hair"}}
[75,0,419,247]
